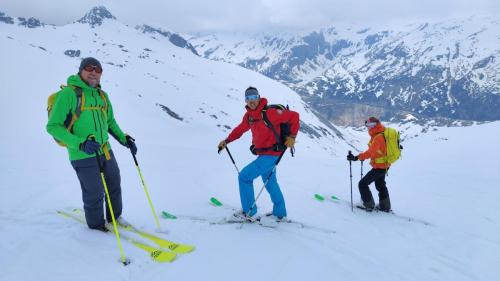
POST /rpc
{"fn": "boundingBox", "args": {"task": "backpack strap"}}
[261,106,282,145]
[65,86,83,133]
[74,87,83,117]
[98,89,108,114]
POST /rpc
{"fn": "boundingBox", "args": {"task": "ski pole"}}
[247,149,287,217]
[91,137,129,265]
[131,152,161,230]
[219,145,240,174]
[348,150,353,212]
[361,160,364,178]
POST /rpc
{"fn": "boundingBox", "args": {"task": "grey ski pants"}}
[71,151,122,229]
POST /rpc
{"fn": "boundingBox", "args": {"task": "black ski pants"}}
[358,168,389,204]
[71,151,122,229]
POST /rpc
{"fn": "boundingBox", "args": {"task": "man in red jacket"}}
[347,117,391,212]
[218,87,300,221]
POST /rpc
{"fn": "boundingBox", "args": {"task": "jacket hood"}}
[368,123,385,137]
[245,97,268,112]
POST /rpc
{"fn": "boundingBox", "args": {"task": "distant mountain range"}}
[3,6,497,127]
[189,16,500,125]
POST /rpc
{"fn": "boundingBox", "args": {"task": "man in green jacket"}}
[47,57,137,231]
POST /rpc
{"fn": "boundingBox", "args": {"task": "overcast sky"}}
[2,0,499,33]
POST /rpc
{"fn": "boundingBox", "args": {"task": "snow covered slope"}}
[0,7,499,281]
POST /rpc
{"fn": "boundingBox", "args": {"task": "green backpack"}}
[383,127,403,164]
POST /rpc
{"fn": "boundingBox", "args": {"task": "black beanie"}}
[245,87,259,98]
[79,57,102,73]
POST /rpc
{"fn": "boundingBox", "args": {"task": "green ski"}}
[210,197,223,207]
[161,211,177,219]
[314,193,340,202]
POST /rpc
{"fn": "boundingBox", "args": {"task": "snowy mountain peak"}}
[0,11,44,28]
[138,24,199,56]
[0,11,14,25]
[18,17,44,28]
[77,6,116,27]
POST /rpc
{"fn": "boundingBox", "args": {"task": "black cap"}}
[79,57,102,73]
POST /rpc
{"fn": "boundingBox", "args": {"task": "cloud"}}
[1,0,499,33]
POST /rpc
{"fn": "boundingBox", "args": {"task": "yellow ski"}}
[117,223,195,254]
[57,210,176,263]
[72,208,195,254]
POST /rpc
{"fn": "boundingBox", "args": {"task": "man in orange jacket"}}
[347,117,391,212]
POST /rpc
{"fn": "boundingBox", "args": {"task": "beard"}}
[86,77,100,88]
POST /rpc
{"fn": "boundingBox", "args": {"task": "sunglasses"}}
[83,65,103,74]
[245,94,260,102]
[365,121,377,128]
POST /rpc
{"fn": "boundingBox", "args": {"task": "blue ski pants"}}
[238,155,287,218]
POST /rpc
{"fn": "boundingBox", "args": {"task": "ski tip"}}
[161,211,177,220]
[210,197,223,206]
[151,250,176,263]
[331,195,339,200]
[314,194,325,201]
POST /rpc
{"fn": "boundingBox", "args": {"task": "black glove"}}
[80,140,101,155]
[347,154,359,161]
[125,135,137,155]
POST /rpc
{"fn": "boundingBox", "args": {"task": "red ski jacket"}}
[226,98,300,156]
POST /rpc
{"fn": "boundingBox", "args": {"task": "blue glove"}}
[80,140,101,154]
[125,135,137,155]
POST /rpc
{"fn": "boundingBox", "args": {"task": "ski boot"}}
[232,210,259,223]
[376,197,391,212]
[357,198,375,212]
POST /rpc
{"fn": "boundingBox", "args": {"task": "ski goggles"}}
[83,65,103,74]
[364,120,378,128]
[245,94,260,102]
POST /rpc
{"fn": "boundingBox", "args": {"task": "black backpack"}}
[249,104,293,155]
